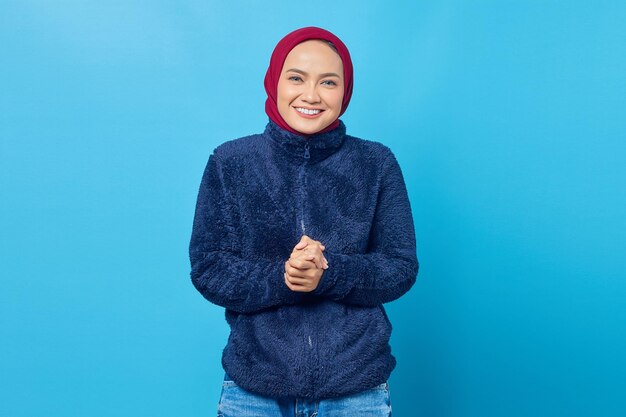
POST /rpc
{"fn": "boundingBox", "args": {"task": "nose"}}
[302,81,321,103]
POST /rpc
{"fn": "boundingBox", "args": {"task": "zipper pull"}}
[304,143,310,159]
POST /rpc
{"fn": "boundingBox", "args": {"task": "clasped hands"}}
[284,235,328,293]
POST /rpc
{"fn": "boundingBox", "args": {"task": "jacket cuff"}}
[312,250,344,298]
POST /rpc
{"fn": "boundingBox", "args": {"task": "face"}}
[277,40,344,135]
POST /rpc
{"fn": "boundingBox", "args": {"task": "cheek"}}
[328,91,344,111]
[277,85,297,107]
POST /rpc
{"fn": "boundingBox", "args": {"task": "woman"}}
[189,26,418,417]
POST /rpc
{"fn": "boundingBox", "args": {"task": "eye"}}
[288,75,303,82]
[322,80,337,86]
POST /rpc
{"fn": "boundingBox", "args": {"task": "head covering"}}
[264,26,354,136]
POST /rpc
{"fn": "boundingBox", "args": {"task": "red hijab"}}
[264,26,354,136]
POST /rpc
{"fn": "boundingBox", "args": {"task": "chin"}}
[291,120,332,135]
[296,126,323,135]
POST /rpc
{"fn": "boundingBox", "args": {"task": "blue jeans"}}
[217,373,392,417]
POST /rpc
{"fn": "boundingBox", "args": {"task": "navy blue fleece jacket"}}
[189,118,419,400]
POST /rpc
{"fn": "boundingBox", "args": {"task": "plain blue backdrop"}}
[1,1,624,416]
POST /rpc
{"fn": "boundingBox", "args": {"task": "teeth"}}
[295,107,321,115]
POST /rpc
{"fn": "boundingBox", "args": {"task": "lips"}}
[294,107,324,118]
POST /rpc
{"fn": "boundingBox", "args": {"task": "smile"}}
[295,107,323,115]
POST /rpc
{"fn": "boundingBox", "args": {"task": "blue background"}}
[1,1,624,416]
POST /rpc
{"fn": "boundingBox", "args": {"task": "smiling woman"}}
[189,26,417,417]
[263,27,354,137]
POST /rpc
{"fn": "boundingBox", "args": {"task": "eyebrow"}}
[285,68,341,78]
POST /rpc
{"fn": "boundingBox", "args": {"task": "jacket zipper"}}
[299,143,310,234]
[299,142,315,394]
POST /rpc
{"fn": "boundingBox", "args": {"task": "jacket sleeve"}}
[188,150,306,314]
[311,149,419,306]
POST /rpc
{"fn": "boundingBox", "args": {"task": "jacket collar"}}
[265,118,346,164]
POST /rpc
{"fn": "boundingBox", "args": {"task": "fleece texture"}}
[189,118,419,400]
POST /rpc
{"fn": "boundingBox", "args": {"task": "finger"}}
[285,273,308,291]
[289,257,316,271]
[301,249,320,269]
[294,240,324,253]
[292,251,326,270]
[285,273,301,291]
[291,251,315,262]
[286,260,307,275]
[305,252,325,269]
[285,273,310,285]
